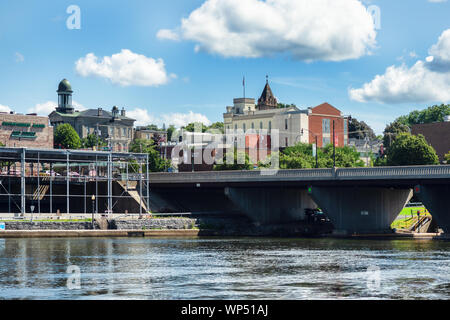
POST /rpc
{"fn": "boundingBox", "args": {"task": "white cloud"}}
[349,29,450,104]
[75,49,174,87]
[428,0,447,3]
[156,29,180,41]
[28,100,86,116]
[15,52,24,63]
[157,0,377,61]
[0,104,12,113]
[127,108,211,128]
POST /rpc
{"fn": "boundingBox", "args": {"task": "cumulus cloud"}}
[127,108,211,128]
[28,101,86,116]
[75,49,175,87]
[0,104,12,113]
[349,29,450,104]
[157,0,377,61]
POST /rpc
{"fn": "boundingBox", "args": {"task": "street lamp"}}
[30,205,35,222]
[91,195,95,229]
[301,128,319,168]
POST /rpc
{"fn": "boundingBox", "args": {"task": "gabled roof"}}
[310,102,342,116]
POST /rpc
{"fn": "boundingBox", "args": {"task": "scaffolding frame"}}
[0,147,150,216]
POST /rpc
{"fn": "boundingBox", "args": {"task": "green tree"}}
[166,125,176,141]
[183,122,208,132]
[214,150,253,171]
[270,142,364,169]
[81,133,107,149]
[348,117,376,140]
[396,104,450,126]
[208,122,224,133]
[386,133,439,166]
[277,103,297,109]
[383,121,410,150]
[54,124,81,149]
[444,151,450,163]
[129,139,171,172]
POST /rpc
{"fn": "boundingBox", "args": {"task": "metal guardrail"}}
[147,165,450,184]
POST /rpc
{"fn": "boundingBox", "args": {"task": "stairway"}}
[117,180,149,213]
[410,215,432,233]
[32,185,49,200]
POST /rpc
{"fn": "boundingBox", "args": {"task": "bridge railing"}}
[336,165,450,179]
[148,165,450,184]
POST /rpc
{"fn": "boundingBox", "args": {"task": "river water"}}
[0,237,449,300]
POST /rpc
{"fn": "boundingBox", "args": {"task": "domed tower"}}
[56,79,74,114]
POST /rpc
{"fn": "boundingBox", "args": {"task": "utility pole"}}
[315,135,318,168]
[333,120,336,167]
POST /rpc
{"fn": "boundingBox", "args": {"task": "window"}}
[251,122,254,129]
[322,119,330,134]
[123,128,127,137]
[285,119,288,130]
[269,121,272,132]
[260,122,263,129]
[285,137,288,147]
[243,123,246,131]
[109,126,114,136]
[234,124,237,131]
[323,137,331,146]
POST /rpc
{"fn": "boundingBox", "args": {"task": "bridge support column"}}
[415,184,450,233]
[226,187,317,224]
[309,187,413,234]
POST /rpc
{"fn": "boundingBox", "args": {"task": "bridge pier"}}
[309,187,413,234]
[415,184,450,233]
[225,187,317,224]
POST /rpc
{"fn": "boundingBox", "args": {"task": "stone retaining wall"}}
[4,221,95,230]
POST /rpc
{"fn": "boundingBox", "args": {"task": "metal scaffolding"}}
[0,147,150,216]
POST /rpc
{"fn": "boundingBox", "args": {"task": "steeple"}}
[257,75,277,110]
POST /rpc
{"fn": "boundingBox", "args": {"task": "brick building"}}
[308,103,348,148]
[0,112,53,149]
[411,120,450,163]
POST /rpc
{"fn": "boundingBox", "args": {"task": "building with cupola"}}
[48,79,136,152]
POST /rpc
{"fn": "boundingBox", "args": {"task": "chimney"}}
[121,107,126,117]
[98,108,103,116]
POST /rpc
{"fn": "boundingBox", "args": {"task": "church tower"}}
[257,76,278,110]
[56,79,74,114]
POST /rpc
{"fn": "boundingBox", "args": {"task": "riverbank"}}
[0,215,333,238]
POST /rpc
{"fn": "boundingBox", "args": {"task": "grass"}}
[391,206,431,230]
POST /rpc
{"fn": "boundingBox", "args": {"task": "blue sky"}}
[0,0,449,134]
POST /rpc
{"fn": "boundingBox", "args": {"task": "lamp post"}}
[301,128,319,168]
[91,195,95,230]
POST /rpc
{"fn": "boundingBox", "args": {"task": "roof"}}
[310,103,342,116]
[52,108,135,121]
[57,79,73,93]
[257,80,278,108]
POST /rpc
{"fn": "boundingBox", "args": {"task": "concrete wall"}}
[310,187,412,234]
[225,187,317,224]
[415,184,450,232]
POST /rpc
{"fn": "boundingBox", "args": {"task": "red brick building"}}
[411,121,450,163]
[0,112,53,149]
[308,103,348,148]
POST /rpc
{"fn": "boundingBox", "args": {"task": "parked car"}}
[304,208,330,223]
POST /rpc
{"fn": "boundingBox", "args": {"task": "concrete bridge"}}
[148,165,450,235]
